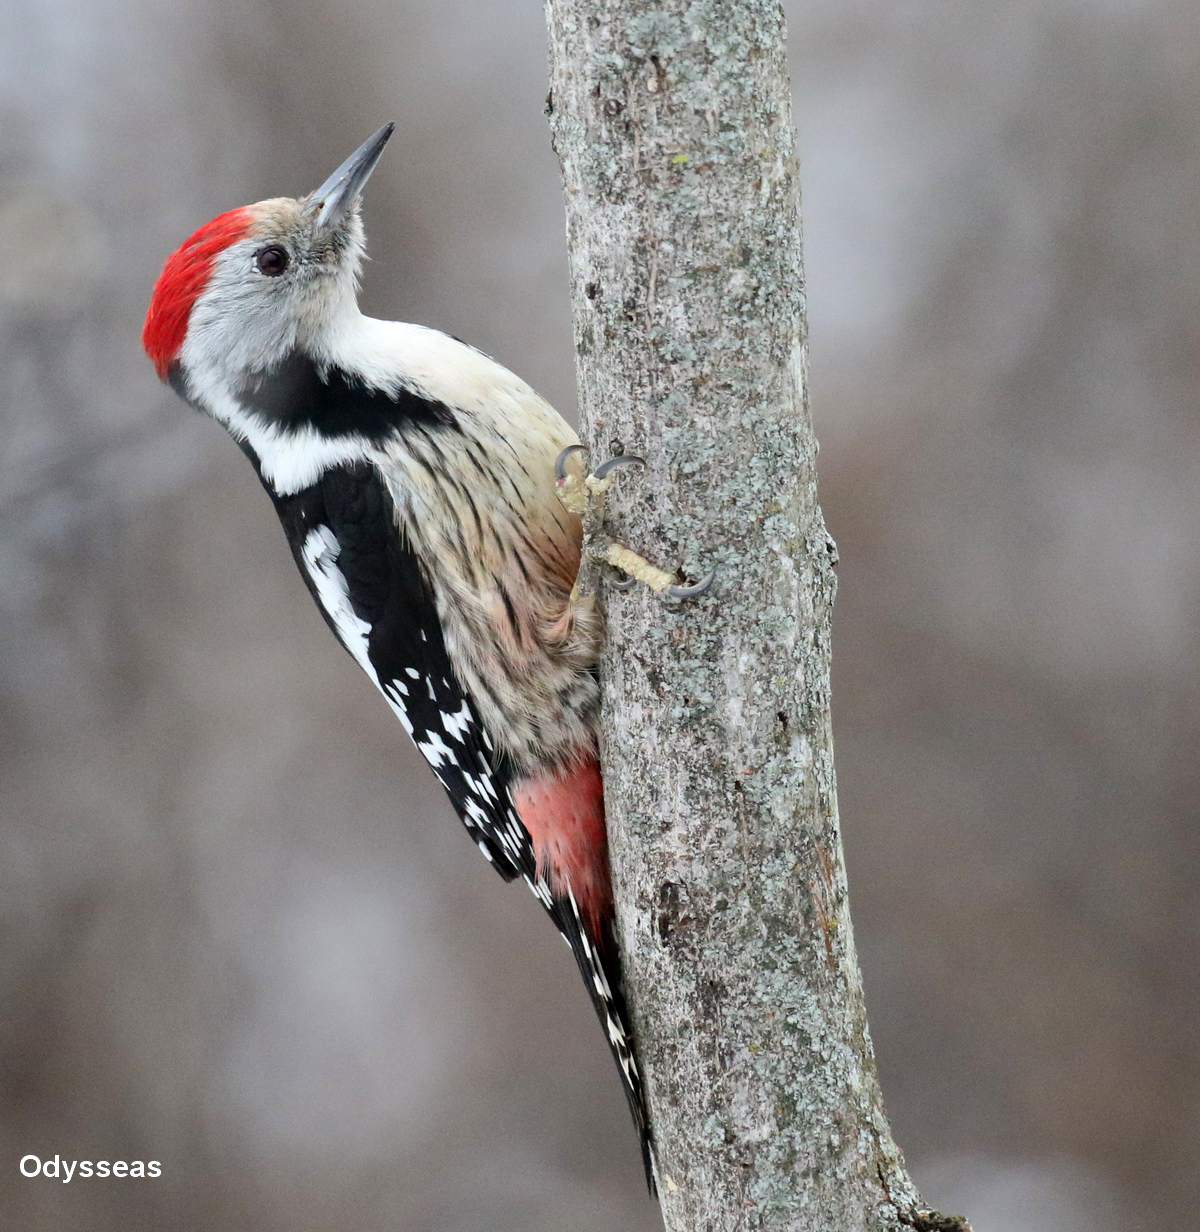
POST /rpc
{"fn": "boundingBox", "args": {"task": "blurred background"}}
[1,0,1196,1228]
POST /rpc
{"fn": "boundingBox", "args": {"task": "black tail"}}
[550,888,657,1193]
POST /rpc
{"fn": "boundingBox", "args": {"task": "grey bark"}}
[544,4,970,1231]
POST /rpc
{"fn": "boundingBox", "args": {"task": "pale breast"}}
[371,387,601,773]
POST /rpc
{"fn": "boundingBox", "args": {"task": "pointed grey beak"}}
[309,122,395,234]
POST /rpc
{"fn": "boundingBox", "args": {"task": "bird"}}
[141,122,687,1186]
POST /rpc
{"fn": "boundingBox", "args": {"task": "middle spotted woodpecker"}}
[142,123,710,1185]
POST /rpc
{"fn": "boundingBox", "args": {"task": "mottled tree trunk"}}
[544,4,968,1231]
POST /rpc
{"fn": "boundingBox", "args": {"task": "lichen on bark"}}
[545,3,970,1230]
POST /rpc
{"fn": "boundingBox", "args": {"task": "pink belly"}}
[512,754,611,934]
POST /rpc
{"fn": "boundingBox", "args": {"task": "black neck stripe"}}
[236,350,459,443]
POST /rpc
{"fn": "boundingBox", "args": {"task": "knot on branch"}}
[899,1208,973,1232]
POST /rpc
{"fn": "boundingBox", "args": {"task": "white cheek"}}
[182,246,298,374]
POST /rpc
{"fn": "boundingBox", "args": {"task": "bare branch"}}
[545,2,971,1228]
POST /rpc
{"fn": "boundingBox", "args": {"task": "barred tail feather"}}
[551,884,657,1193]
[511,755,656,1186]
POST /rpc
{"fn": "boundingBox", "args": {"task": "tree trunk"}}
[544,4,970,1230]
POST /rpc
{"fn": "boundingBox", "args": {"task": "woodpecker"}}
[142,123,677,1184]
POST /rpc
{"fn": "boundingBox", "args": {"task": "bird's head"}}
[142,123,394,385]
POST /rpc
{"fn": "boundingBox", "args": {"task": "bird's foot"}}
[554,445,717,602]
[602,542,716,598]
[555,445,641,527]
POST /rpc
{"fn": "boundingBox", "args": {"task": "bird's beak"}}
[308,122,395,235]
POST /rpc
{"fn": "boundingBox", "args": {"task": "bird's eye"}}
[255,246,290,277]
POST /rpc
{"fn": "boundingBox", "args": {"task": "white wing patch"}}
[301,525,410,729]
[302,525,373,671]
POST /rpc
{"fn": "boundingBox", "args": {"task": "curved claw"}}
[666,569,717,600]
[610,573,637,591]
[554,443,586,481]
[592,454,645,481]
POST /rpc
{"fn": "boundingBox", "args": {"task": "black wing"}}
[248,453,656,1187]
[265,459,536,883]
